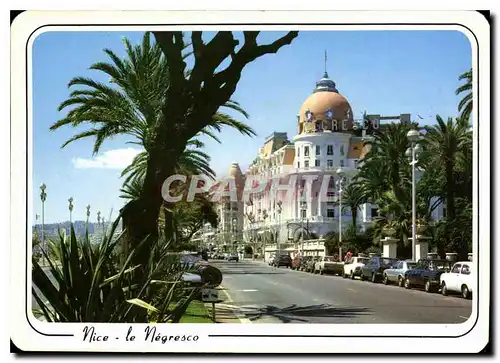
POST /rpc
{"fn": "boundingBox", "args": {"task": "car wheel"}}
[398,276,404,287]
[404,278,411,289]
[461,285,470,299]
[424,280,432,293]
[360,273,366,281]
[441,282,448,296]
[371,273,377,283]
[343,272,348,279]
[319,269,324,275]
[383,274,389,285]
[350,271,355,280]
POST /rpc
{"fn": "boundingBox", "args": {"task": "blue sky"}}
[32,30,471,223]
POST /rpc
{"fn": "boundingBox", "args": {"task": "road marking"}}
[236,289,258,292]
[347,288,357,292]
[459,316,469,320]
[218,285,252,324]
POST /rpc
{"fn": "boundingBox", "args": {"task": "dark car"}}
[360,256,399,283]
[272,254,292,268]
[404,259,453,293]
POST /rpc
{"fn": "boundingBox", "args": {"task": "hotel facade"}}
[205,71,445,260]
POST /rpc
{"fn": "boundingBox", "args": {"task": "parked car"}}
[272,254,292,268]
[343,256,370,279]
[382,260,417,286]
[304,256,320,273]
[178,254,223,288]
[227,253,239,262]
[360,257,399,283]
[404,259,453,292]
[440,261,473,299]
[314,256,344,276]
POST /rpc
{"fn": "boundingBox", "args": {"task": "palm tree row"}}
[339,71,473,259]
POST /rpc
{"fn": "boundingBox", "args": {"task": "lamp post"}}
[277,201,282,257]
[406,129,423,261]
[232,217,237,253]
[336,167,346,261]
[39,183,47,265]
[86,204,91,225]
[300,201,307,256]
[97,211,101,234]
[68,197,74,224]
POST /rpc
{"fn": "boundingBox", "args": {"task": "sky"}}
[32,30,471,223]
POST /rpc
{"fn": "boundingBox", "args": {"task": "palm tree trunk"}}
[351,208,357,231]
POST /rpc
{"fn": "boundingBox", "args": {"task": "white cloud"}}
[72,148,143,169]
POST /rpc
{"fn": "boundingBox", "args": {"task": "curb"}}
[204,286,252,324]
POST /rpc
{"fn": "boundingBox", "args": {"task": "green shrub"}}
[32,215,200,323]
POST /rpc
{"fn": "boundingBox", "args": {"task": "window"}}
[304,146,310,157]
[340,160,344,167]
[327,145,333,155]
[328,178,335,188]
[327,191,335,197]
[461,264,471,275]
[297,161,300,168]
[340,144,345,156]
[316,145,321,155]
[304,160,309,168]
[327,209,335,218]
[451,264,462,273]
[315,159,320,167]
[301,179,306,188]
[371,208,379,217]
[297,147,300,157]
[301,209,307,218]
[327,159,333,168]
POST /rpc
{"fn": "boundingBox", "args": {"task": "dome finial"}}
[324,50,328,78]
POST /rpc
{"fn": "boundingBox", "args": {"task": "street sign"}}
[201,288,219,302]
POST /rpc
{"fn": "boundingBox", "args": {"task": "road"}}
[211,259,472,324]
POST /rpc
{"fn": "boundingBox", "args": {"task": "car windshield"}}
[380,258,397,266]
[358,258,369,264]
[325,256,336,261]
[407,263,417,269]
[433,261,451,271]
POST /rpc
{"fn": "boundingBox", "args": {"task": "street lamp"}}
[300,201,307,256]
[68,197,74,223]
[277,201,282,256]
[232,217,237,253]
[336,167,346,261]
[406,129,423,261]
[86,204,91,224]
[97,210,101,233]
[39,183,47,266]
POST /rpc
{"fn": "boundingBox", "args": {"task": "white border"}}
[10,10,490,353]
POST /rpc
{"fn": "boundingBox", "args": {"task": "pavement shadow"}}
[241,304,371,323]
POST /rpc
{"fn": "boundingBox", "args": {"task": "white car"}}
[440,261,473,299]
[343,256,370,279]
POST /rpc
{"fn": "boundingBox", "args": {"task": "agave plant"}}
[32,216,200,323]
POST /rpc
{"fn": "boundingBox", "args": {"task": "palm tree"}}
[456,69,472,124]
[355,122,414,202]
[51,32,255,247]
[341,182,368,230]
[421,115,470,222]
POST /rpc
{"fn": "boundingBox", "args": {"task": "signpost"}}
[201,288,219,323]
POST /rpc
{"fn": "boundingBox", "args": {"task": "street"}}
[211,259,472,324]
